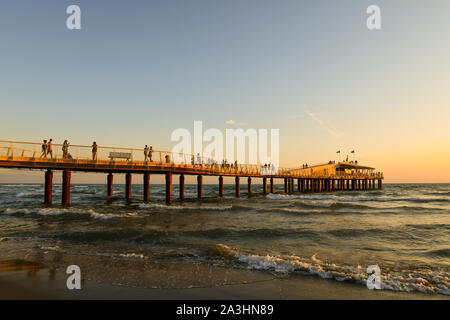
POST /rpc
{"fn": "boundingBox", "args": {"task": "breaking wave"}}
[138,203,232,211]
[212,244,450,296]
[1,207,138,220]
[36,245,148,260]
[266,193,450,203]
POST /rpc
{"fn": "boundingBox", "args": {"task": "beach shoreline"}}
[0,268,447,300]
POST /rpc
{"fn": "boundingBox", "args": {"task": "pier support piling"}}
[378,179,382,190]
[247,177,252,194]
[219,176,223,197]
[165,172,172,205]
[179,174,184,200]
[143,173,150,203]
[107,173,113,197]
[44,169,53,205]
[197,175,203,198]
[284,178,288,193]
[235,177,240,197]
[62,169,71,206]
[263,177,267,195]
[125,173,132,200]
[270,178,274,193]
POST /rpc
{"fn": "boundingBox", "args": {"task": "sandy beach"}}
[1,266,447,300]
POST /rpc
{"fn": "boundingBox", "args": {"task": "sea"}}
[0,183,449,296]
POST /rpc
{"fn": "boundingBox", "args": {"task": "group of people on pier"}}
[144,145,153,162]
[39,139,53,158]
[40,139,97,161]
[38,139,276,174]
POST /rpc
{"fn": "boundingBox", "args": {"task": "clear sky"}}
[1,0,449,183]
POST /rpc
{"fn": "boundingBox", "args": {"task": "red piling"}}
[62,169,71,206]
[143,173,150,203]
[107,173,113,197]
[44,169,53,205]
[125,173,132,200]
[263,177,267,194]
[179,174,184,200]
[197,175,203,198]
[165,172,172,205]
[219,176,223,197]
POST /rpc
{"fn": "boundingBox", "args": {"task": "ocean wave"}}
[266,193,450,204]
[405,223,450,231]
[16,192,42,198]
[41,229,171,243]
[424,192,450,197]
[21,227,317,244]
[138,203,232,211]
[212,244,450,296]
[1,207,138,220]
[36,245,148,260]
[422,248,450,258]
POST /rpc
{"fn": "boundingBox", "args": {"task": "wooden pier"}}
[0,140,383,205]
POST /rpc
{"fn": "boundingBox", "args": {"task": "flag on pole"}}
[336,150,340,154]
[351,150,355,153]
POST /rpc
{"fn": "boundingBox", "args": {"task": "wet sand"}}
[0,268,447,300]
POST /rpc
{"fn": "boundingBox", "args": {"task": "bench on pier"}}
[108,152,132,161]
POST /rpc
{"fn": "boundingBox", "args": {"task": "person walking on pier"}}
[40,140,48,158]
[196,153,202,167]
[48,139,53,158]
[92,142,98,161]
[144,145,149,162]
[149,146,153,162]
[62,140,69,159]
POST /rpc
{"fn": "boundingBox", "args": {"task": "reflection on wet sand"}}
[0,259,43,277]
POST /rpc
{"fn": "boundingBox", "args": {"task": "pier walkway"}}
[0,140,383,205]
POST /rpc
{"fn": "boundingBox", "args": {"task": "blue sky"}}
[1,0,450,183]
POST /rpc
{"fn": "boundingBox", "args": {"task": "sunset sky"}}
[1,0,449,183]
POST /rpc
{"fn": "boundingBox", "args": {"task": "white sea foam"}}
[37,245,148,260]
[214,244,450,296]
[138,203,232,211]
[2,207,139,220]
[266,193,450,203]
[16,192,37,198]
[119,253,146,259]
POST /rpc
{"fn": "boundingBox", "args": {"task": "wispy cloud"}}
[305,110,342,138]
[225,120,235,125]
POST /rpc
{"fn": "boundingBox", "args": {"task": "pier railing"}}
[0,140,383,179]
